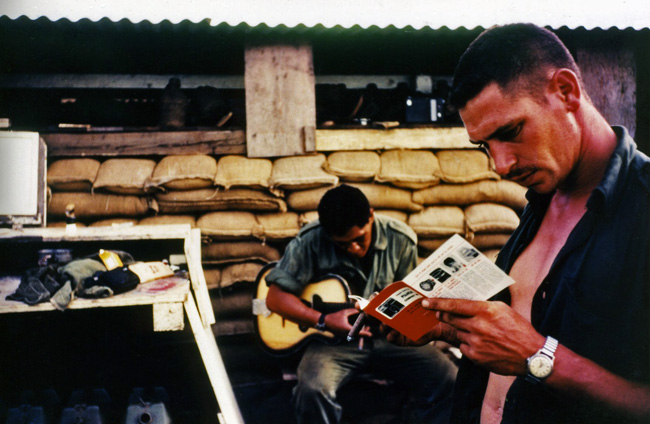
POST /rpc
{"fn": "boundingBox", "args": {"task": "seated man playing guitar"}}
[265,184,458,424]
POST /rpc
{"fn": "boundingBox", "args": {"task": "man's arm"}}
[266,284,370,335]
[421,298,650,419]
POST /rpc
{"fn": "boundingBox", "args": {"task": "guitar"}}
[253,262,354,356]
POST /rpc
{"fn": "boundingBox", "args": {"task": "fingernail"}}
[422,300,430,308]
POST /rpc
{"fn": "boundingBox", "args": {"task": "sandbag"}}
[197,211,262,239]
[299,210,320,226]
[148,154,217,191]
[202,241,281,265]
[138,215,197,227]
[349,183,423,212]
[375,210,409,223]
[220,262,265,288]
[323,151,380,181]
[437,149,499,183]
[376,150,441,189]
[214,155,273,190]
[464,203,520,234]
[156,188,286,214]
[469,233,512,250]
[269,154,339,190]
[93,158,156,194]
[407,206,465,238]
[47,158,100,192]
[413,180,527,211]
[204,267,222,289]
[286,187,331,212]
[256,212,301,241]
[48,192,154,218]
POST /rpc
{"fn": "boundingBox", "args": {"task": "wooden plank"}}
[184,297,245,424]
[0,275,189,315]
[245,45,317,158]
[185,228,216,327]
[153,302,185,331]
[41,130,246,157]
[315,127,473,151]
[0,224,193,242]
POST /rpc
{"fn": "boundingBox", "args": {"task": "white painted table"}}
[0,224,244,424]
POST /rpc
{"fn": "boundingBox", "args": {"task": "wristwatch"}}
[526,336,558,384]
[315,313,327,331]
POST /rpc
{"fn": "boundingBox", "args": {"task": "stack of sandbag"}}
[45,147,528,336]
[202,241,281,336]
[46,158,156,227]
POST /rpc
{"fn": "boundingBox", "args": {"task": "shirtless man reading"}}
[387,23,650,424]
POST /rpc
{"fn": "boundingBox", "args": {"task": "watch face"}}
[528,355,553,378]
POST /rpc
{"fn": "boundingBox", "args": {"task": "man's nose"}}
[489,144,517,177]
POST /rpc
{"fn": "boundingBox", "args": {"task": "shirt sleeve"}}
[264,235,316,295]
[393,236,418,282]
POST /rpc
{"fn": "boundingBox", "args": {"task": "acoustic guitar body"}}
[254,263,351,356]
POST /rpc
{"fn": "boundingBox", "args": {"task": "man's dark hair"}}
[318,184,371,237]
[449,23,582,110]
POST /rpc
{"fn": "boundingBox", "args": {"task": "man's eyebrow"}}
[469,121,521,145]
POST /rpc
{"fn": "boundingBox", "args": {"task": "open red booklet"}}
[362,234,514,341]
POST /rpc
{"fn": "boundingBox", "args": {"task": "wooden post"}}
[577,46,637,137]
[245,44,316,158]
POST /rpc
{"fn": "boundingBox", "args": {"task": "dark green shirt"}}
[266,214,418,299]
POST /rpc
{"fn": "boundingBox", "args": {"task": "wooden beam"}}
[245,45,317,157]
[42,130,246,157]
[315,127,473,151]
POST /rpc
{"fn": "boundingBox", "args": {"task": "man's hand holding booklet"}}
[360,234,514,341]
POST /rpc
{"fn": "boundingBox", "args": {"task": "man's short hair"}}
[449,23,582,110]
[318,184,372,236]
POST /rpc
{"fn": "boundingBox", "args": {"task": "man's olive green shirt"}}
[265,215,418,298]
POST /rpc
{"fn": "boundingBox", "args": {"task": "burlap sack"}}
[48,192,153,218]
[376,150,442,189]
[465,203,520,234]
[269,154,339,190]
[93,158,156,194]
[349,183,423,212]
[156,188,287,214]
[202,241,281,265]
[214,155,273,190]
[323,151,380,181]
[204,267,222,290]
[211,282,255,317]
[47,158,100,192]
[469,233,512,250]
[220,262,265,288]
[437,150,500,183]
[483,249,500,262]
[407,206,465,238]
[418,238,447,254]
[148,154,217,191]
[138,215,196,227]
[375,210,408,223]
[299,211,320,226]
[197,211,262,239]
[286,187,331,212]
[256,212,301,241]
[413,180,528,211]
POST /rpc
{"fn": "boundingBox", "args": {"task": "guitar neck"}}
[315,301,354,314]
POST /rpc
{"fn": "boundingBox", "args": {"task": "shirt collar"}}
[372,216,389,251]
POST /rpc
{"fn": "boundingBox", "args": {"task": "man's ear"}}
[550,69,581,111]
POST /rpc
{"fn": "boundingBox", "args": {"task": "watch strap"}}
[525,336,558,384]
[315,313,327,331]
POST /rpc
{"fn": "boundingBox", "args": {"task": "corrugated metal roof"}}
[1,0,649,31]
